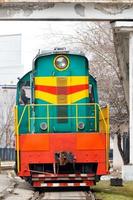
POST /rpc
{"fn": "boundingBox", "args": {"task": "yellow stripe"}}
[69,89,88,104]
[35,89,88,104]
[35,76,88,86]
[35,91,57,104]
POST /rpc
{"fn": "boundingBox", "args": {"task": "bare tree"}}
[0,88,15,148]
[49,21,129,164]
[75,22,129,164]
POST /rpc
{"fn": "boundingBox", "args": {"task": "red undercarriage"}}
[17,133,108,187]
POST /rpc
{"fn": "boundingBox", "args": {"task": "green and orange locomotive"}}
[15,48,109,188]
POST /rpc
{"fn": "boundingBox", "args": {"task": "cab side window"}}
[89,84,94,103]
[19,81,31,105]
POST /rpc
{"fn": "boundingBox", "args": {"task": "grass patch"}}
[92,181,133,200]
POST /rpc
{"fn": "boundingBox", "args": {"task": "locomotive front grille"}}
[57,77,68,123]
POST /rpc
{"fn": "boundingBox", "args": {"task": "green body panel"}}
[34,54,88,77]
[16,53,99,134]
[18,105,29,134]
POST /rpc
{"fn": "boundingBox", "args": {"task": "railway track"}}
[28,190,97,200]
[0,171,98,200]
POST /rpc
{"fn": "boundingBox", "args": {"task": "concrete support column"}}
[129,32,133,164]
[112,21,133,180]
[122,32,133,181]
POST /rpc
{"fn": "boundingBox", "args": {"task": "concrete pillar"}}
[129,32,133,164]
[122,32,133,180]
[113,135,123,169]
[111,21,133,180]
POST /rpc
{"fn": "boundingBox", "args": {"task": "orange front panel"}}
[76,133,106,150]
[20,150,105,163]
[19,134,49,151]
[18,133,107,176]
[19,133,106,152]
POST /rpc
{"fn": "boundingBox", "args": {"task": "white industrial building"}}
[0,33,23,148]
[0,34,23,85]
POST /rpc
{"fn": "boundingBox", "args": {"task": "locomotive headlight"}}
[78,122,85,130]
[40,122,48,131]
[54,55,69,71]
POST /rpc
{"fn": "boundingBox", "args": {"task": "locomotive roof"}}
[35,48,85,58]
[32,48,89,70]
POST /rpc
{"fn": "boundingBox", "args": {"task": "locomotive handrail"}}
[76,104,78,131]
[26,103,96,106]
[97,104,110,171]
[16,103,109,134]
[30,116,96,119]
[15,105,28,173]
[14,106,19,172]
[96,104,108,133]
[47,104,50,132]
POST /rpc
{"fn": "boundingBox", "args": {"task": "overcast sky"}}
[0,21,78,73]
